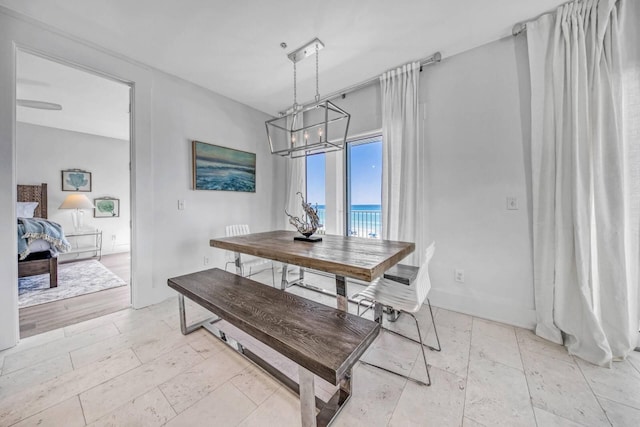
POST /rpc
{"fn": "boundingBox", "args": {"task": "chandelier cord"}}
[293,61,298,109]
[315,43,320,102]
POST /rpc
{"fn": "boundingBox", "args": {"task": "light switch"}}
[178,199,185,210]
[506,197,518,210]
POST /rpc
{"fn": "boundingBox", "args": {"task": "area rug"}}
[18,260,126,308]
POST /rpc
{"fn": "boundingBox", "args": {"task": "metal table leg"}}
[335,275,348,312]
[373,302,384,324]
[234,251,242,275]
[281,263,305,290]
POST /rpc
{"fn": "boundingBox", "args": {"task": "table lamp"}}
[59,194,95,231]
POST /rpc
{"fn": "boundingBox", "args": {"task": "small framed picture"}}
[94,197,120,218]
[62,169,92,192]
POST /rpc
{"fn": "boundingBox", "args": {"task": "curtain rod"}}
[512,0,577,36]
[280,51,442,115]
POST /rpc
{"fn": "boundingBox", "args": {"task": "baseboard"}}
[428,287,536,330]
[102,246,131,256]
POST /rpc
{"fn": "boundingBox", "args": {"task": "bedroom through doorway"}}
[16,50,132,338]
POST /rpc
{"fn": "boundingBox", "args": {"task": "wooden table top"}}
[210,230,415,282]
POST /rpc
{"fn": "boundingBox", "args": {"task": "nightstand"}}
[63,228,103,261]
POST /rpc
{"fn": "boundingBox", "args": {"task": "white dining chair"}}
[225,224,276,286]
[351,241,440,386]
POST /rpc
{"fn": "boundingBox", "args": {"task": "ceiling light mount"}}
[287,38,324,63]
[266,38,350,158]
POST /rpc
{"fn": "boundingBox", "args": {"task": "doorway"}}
[15,50,132,337]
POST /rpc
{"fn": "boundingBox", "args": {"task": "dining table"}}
[209,230,415,313]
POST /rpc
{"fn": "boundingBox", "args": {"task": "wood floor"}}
[19,252,131,338]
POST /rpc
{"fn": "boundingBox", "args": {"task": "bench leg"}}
[178,294,221,335]
[299,366,317,427]
[177,293,353,427]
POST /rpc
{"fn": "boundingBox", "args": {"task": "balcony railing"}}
[317,208,381,239]
[348,209,381,239]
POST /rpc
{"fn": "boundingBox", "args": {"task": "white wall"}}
[425,37,534,328]
[327,37,535,328]
[150,72,285,286]
[16,123,131,255]
[0,9,285,350]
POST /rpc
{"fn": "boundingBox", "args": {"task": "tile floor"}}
[1,269,639,426]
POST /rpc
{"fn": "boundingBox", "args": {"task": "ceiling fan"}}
[17,99,62,110]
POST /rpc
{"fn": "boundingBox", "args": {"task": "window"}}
[305,153,326,231]
[346,135,382,238]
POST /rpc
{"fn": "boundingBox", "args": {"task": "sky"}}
[194,141,255,167]
[306,140,382,206]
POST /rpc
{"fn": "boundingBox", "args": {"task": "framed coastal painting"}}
[61,169,92,192]
[94,197,120,217]
[192,140,256,192]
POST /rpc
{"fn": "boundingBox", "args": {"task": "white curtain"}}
[284,157,306,223]
[284,114,307,224]
[380,62,424,265]
[527,0,639,366]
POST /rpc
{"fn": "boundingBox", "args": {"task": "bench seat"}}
[167,268,380,426]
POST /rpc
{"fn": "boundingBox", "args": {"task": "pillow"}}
[17,202,39,218]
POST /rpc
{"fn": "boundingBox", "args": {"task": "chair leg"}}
[427,299,441,352]
[353,294,374,318]
[381,302,441,352]
[407,312,432,386]
[355,304,433,386]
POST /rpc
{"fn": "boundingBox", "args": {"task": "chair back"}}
[225,224,251,262]
[226,224,250,237]
[414,242,436,305]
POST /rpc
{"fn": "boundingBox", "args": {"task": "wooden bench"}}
[167,268,380,427]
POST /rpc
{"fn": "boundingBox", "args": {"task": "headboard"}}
[17,183,48,219]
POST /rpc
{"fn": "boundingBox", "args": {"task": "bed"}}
[17,183,58,288]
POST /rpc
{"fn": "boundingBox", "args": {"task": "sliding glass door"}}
[305,153,326,232]
[346,136,382,238]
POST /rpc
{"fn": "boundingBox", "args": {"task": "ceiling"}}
[2,0,566,116]
[17,50,130,140]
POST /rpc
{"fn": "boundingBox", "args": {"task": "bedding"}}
[27,239,51,253]
[17,201,39,218]
[18,218,71,260]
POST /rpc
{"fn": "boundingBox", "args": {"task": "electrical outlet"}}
[506,196,518,210]
[455,268,465,283]
[203,256,209,266]
[111,234,116,241]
